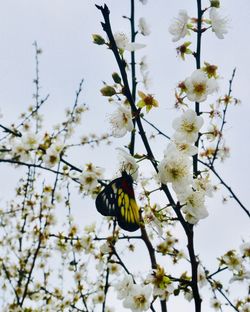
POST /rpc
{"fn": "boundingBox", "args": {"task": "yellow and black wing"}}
[95,172,140,232]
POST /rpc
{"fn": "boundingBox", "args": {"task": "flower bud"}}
[210,0,220,8]
[92,34,106,45]
[100,86,116,97]
[112,72,121,84]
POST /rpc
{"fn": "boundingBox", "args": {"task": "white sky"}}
[0,0,250,311]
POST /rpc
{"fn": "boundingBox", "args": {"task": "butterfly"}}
[95,171,140,232]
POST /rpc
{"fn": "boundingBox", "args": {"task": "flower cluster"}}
[79,163,104,194]
[169,7,229,44]
[158,109,212,224]
[114,275,152,312]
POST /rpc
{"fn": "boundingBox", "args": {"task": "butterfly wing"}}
[95,180,118,217]
[115,175,140,232]
[95,172,140,232]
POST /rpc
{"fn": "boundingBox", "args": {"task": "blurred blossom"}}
[169,10,189,42]
[138,17,151,36]
[210,298,222,310]
[240,242,250,257]
[139,56,148,73]
[123,284,152,312]
[114,275,134,300]
[209,8,229,39]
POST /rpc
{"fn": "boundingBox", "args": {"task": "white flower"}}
[168,10,189,42]
[138,17,151,36]
[209,8,229,39]
[193,175,214,197]
[79,172,99,192]
[217,144,230,162]
[142,71,152,90]
[153,283,174,301]
[241,302,250,312]
[174,140,198,156]
[42,147,61,168]
[198,265,208,287]
[114,32,146,51]
[116,147,139,180]
[206,124,220,141]
[240,242,250,257]
[178,190,208,224]
[22,132,40,150]
[108,263,120,275]
[109,105,134,138]
[92,291,105,304]
[114,275,134,300]
[221,251,242,272]
[123,284,152,312]
[184,69,219,102]
[158,146,192,190]
[139,56,148,73]
[210,298,222,310]
[11,138,31,162]
[100,242,112,254]
[173,109,204,143]
[229,269,250,283]
[79,163,104,192]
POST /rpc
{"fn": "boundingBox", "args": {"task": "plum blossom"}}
[42,139,64,168]
[79,163,104,192]
[109,104,134,138]
[198,265,208,287]
[142,71,152,90]
[173,140,198,156]
[240,242,250,257]
[116,147,139,180]
[123,284,152,312]
[220,250,242,272]
[184,69,219,102]
[229,269,250,283]
[158,146,192,191]
[22,132,40,150]
[146,266,174,300]
[210,298,222,310]
[193,174,214,197]
[139,56,148,73]
[241,302,250,312]
[92,291,105,304]
[138,17,151,36]
[114,32,146,51]
[172,109,204,143]
[209,8,229,39]
[169,10,189,42]
[137,91,158,112]
[178,189,208,224]
[114,275,134,300]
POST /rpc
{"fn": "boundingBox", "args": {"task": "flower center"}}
[135,295,146,307]
[182,121,196,133]
[193,83,206,95]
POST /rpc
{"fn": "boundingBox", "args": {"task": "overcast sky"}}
[0,1,249,311]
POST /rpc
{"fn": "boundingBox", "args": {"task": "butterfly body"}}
[95,171,140,232]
